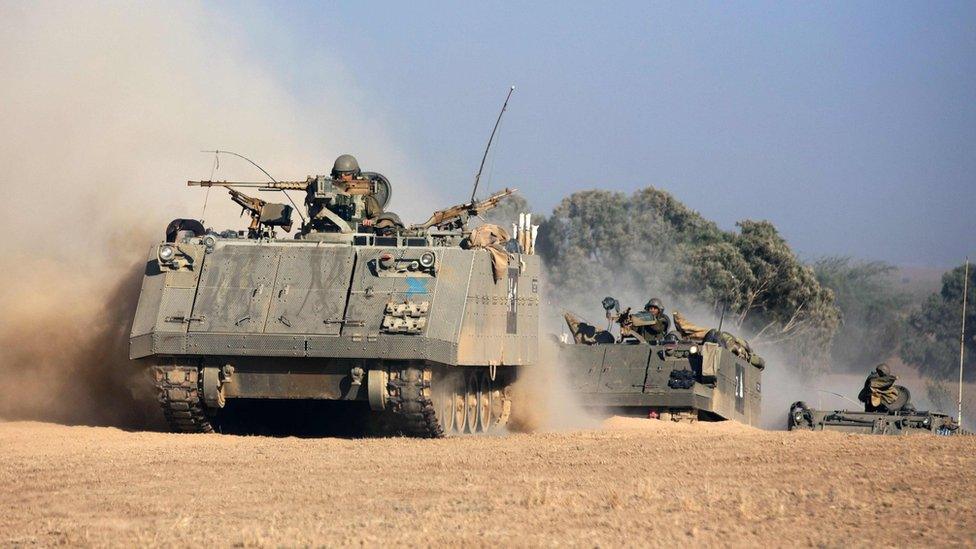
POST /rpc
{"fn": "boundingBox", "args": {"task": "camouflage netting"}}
[468,224,511,282]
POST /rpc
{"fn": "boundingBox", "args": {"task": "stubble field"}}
[0,418,973,547]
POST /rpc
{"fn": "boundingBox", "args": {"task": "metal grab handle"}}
[164,315,205,324]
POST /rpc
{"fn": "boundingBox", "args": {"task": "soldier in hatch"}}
[308,154,401,234]
[628,297,671,341]
[857,363,906,413]
[330,154,384,224]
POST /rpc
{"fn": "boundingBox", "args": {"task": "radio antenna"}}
[958,257,969,427]
[201,149,306,224]
[471,85,515,203]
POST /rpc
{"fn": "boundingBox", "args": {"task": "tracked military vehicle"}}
[130,154,540,437]
[787,402,960,435]
[556,299,763,426]
[788,364,962,435]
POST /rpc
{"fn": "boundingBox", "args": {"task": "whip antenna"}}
[718,274,737,333]
[959,257,969,427]
[471,85,515,202]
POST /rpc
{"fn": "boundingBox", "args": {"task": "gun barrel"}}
[484,187,516,201]
[187,180,308,190]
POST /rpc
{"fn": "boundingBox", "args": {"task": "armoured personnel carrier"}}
[556,298,763,426]
[130,154,540,437]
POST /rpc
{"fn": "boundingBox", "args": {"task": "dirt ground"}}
[0,419,973,548]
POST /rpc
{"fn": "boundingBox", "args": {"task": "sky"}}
[207,1,973,268]
[3,1,973,268]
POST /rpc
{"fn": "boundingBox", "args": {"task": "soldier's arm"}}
[660,314,671,333]
[364,195,383,219]
[628,312,655,327]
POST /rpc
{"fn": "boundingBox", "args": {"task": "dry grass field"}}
[1,418,973,547]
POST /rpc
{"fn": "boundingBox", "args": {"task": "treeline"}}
[487,188,974,381]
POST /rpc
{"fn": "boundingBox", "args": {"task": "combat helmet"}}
[331,154,361,177]
[645,297,664,312]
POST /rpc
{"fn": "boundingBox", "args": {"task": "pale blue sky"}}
[213,1,974,267]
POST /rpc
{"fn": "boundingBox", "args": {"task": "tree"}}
[812,257,909,371]
[537,188,723,299]
[900,263,976,380]
[682,221,839,371]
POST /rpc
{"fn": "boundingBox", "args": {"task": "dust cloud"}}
[0,246,161,428]
[0,3,421,426]
[508,339,601,433]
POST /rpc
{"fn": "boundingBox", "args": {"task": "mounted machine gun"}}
[411,188,516,231]
[188,181,294,239]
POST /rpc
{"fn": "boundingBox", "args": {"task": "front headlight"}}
[158,244,176,263]
[688,345,699,354]
[419,251,436,269]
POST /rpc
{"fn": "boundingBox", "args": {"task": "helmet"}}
[331,154,361,177]
[876,363,891,377]
[645,298,664,311]
[372,212,403,236]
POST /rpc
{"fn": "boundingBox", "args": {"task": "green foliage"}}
[681,221,839,372]
[813,257,910,371]
[537,187,840,374]
[538,188,723,297]
[900,263,975,380]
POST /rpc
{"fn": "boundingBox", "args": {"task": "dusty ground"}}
[0,419,973,548]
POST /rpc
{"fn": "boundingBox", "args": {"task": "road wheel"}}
[434,375,455,434]
[465,374,479,434]
[477,372,492,433]
[452,377,467,435]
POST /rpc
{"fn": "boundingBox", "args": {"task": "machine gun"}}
[223,187,293,239]
[189,180,309,191]
[188,178,381,195]
[190,174,392,236]
[188,180,303,238]
[411,188,516,231]
[601,296,647,344]
[602,296,629,326]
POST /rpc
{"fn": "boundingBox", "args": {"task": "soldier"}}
[629,297,671,341]
[309,154,398,233]
[330,154,384,224]
[857,363,900,412]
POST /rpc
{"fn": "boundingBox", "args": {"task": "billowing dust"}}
[0,2,425,427]
[508,340,601,432]
[0,247,159,428]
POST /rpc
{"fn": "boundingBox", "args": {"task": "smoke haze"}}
[0,2,426,425]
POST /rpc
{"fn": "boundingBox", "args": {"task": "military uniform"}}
[857,364,901,412]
